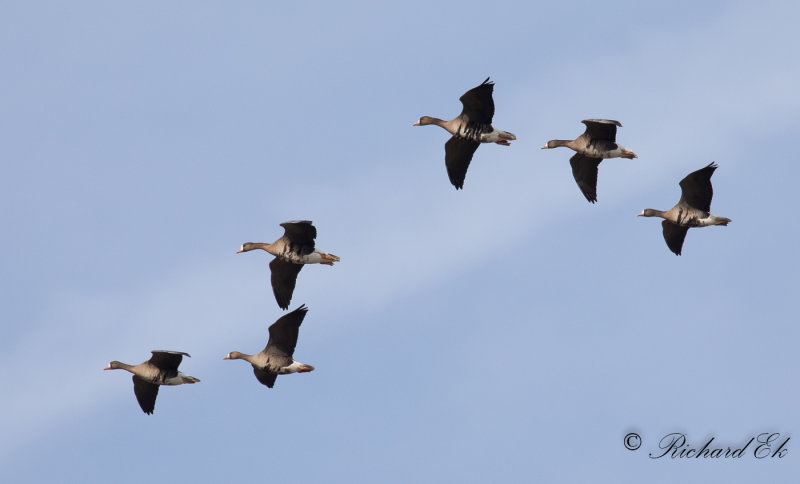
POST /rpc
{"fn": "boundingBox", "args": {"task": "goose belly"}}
[298,252,323,264]
[691,215,726,227]
[278,361,304,374]
[479,128,516,143]
[583,146,622,158]
[278,250,322,264]
[675,210,713,227]
[162,374,186,385]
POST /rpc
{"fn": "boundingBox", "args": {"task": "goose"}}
[237,220,339,310]
[413,77,516,189]
[638,162,731,255]
[541,119,638,203]
[104,350,200,414]
[223,305,314,388]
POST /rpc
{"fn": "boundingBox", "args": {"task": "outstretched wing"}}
[569,153,603,203]
[444,136,480,190]
[279,221,317,255]
[148,350,189,374]
[581,119,620,142]
[269,258,303,310]
[253,367,278,388]
[132,376,159,414]
[662,220,689,256]
[265,304,309,358]
[678,162,717,213]
[458,77,495,125]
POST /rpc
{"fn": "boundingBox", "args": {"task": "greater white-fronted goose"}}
[541,119,638,203]
[223,305,314,388]
[413,77,516,189]
[638,162,731,255]
[237,221,339,310]
[104,350,200,414]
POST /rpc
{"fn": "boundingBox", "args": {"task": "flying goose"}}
[104,350,200,414]
[223,305,314,388]
[541,119,638,203]
[638,162,731,255]
[237,220,339,310]
[413,77,516,189]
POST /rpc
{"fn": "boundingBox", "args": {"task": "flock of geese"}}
[105,77,731,414]
[105,221,335,413]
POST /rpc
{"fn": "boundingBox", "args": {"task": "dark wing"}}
[678,162,717,213]
[458,77,495,125]
[581,119,620,142]
[662,220,689,256]
[253,367,278,388]
[445,136,480,190]
[269,258,303,310]
[569,154,603,203]
[279,221,316,255]
[132,376,159,414]
[148,350,189,373]
[265,304,309,358]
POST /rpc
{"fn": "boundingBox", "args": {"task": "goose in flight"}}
[638,162,731,255]
[104,350,199,414]
[237,221,339,310]
[414,77,516,189]
[223,305,314,388]
[542,119,637,203]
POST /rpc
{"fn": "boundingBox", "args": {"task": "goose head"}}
[236,243,256,254]
[104,361,124,370]
[413,116,437,126]
[541,140,571,149]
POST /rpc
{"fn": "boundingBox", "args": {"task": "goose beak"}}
[235,246,244,254]
[298,364,315,373]
[222,355,231,360]
[103,364,112,370]
[541,144,549,149]
[636,211,644,217]
[412,121,420,126]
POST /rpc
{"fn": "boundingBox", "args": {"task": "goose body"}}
[237,220,339,310]
[414,77,516,189]
[104,350,200,414]
[223,305,314,389]
[638,162,731,255]
[542,119,638,203]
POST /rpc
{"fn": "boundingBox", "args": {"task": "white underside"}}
[479,128,516,143]
[279,360,307,374]
[277,249,329,264]
[584,144,628,159]
[163,372,194,385]
[299,251,324,264]
[692,214,726,227]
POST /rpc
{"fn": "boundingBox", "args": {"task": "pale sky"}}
[2,1,799,482]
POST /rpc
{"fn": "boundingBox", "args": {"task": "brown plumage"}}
[414,77,516,189]
[223,305,314,389]
[542,119,638,203]
[638,162,731,255]
[104,350,200,414]
[237,221,339,310]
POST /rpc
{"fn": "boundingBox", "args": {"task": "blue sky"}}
[2,1,799,482]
